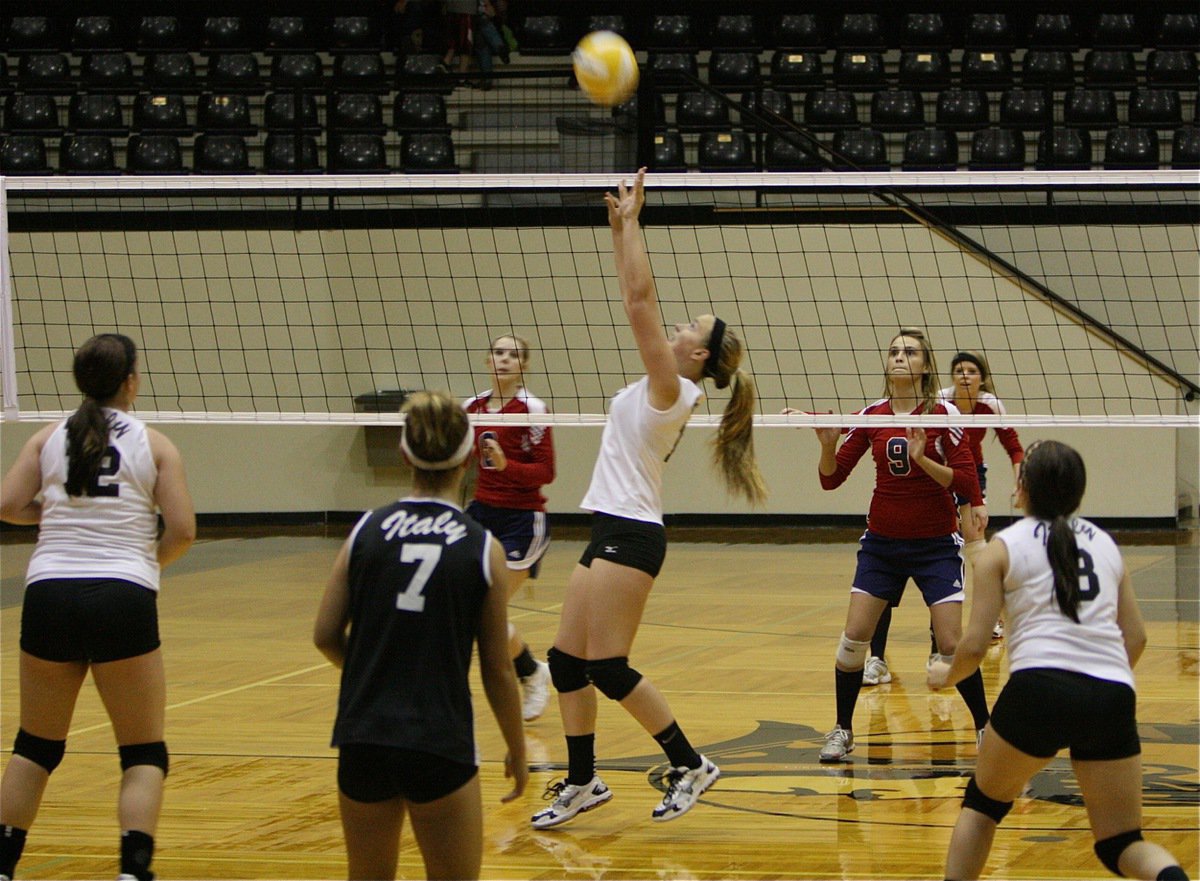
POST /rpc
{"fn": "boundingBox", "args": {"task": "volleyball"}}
[572,31,639,107]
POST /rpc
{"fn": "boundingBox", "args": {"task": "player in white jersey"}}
[532,169,767,830]
[928,440,1189,881]
[0,334,195,881]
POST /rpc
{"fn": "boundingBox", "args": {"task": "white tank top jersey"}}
[580,375,704,525]
[997,516,1133,687]
[27,408,161,591]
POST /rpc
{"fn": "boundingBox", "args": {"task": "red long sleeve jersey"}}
[936,389,1024,468]
[820,399,982,539]
[463,388,555,511]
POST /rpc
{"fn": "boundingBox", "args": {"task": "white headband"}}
[400,424,474,471]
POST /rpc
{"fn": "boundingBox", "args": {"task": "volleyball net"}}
[2,171,1197,428]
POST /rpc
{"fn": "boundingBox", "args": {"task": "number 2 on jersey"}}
[395,543,442,612]
[87,446,121,497]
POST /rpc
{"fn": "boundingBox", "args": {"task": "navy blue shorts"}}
[21,578,160,664]
[338,743,477,803]
[990,668,1140,761]
[579,513,667,578]
[852,531,965,607]
[466,500,549,579]
[954,462,988,507]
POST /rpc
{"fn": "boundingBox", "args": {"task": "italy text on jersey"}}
[379,509,468,545]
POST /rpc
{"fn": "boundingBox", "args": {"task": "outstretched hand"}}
[604,167,646,231]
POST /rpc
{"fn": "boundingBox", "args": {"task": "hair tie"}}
[400,424,474,471]
[703,317,726,379]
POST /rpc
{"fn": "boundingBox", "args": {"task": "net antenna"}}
[1,172,1196,429]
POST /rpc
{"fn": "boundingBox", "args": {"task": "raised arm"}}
[606,168,680,411]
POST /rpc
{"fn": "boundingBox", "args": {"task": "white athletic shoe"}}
[521,660,551,721]
[992,619,1005,640]
[861,656,892,686]
[819,725,854,763]
[651,755,720,821]
[531,776,612,829]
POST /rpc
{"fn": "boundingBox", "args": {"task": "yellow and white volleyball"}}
[572,31,639,107]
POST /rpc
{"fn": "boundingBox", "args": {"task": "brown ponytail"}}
[1022,440,1088,622]
[65,334,137,497]
[705,325,767,505]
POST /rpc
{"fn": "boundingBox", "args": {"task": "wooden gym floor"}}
[1,531,1196,880]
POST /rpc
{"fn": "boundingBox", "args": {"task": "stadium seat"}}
[648,53,700,92]
[999,89,1050,130]
[871,90,924,131]
[207,53,263,92]
[1154,13,1199,49]
[901,13,949,49]
[833,51,886,90]
[709,52,761,90]
[4,94,61,134]
[72,16,122,52]
[264,133,321,172]
[777,14,824,50]
[198,94,256,135]
[203,17,250,52]
[902,129,958,170]
[0,135,51,174]
[60,135,118,173]
[127,134,185,173]
[330,16,381,52]
[1028,14,1078,50]
[1103,127,1159,168]
[675,91,730,131]
[398,55,454,94]
[1083,50,1138,87]
[265,17,314,53]
[837,14,885,49]
[964,13,1013,50]
[804,90,858,131]
[936,89,989,131]
[136,16,186,51]
[1128,89,1183,127]
[518,16,570,55]
[586,16,629,40]
[82,53,135,92]
[68,94,127,135]
[194,134,251,172]
[969,127,1025,170]
[144,53,197,91]
[831,128,889,170]
[6,17,58,53]
[330,133,389,171]
[330,93,386,133]
[401,133,456,172]
[133,94,191,134]
[770,51,822,91]
[899,51,951,89]
[961,50,1013,89]
[16,53,72,92]
[1146,51,1198,88]
[650,131,686,172]
[270,54,323,89]
[743,90,794,125]
[712,15,759,50]
[648,16,696,51]
[264,93,320,132]
[1064,89,1119,128]
[394,93,450,133]
[697,131,755,172]
[334,53,387,89]
[764,132,822,171]
[1172,126,1200,168]
[1092,14,1139,50]
[1036,128,1092,169]
[1022,50,1074,88]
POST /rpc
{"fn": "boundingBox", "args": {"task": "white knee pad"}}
[836,633,871,670]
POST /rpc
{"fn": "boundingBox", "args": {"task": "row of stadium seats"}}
[5,125,1197,175]
[6,12,1197,55]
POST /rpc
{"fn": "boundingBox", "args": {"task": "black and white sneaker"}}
[531,776,612,829]
[651,755,720,822]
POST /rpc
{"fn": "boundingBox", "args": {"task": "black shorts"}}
[990,668,1141,761]
[337,743,477,804]
[21,578,160,664]
[578,513,667,578]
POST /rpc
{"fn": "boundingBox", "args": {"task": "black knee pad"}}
[547,647,589,694]
[1094,829,1143,877]
[119,741,169,776]
[13,728,65,774]
[962,777,1013,824]
[586,656,643,701]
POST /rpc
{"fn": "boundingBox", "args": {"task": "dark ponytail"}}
[64,334,137,497]
[1021,440,1087,622]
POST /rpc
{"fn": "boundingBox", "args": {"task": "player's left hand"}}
[482,437,507,471]
[500,751,529,802]
[906,426,927,462]
[927,655,952,690]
